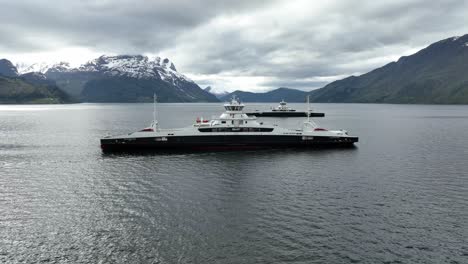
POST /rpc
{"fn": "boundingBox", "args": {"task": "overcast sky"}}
[1,0,468,92]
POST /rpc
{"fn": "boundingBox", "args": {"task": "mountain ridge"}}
[16,55,219,103]
[5,33,468,104]
[217,34,468,104]
[309,34,468,104]
[220,88,308,102]
[0,62,73,104]
[0,59,19,77]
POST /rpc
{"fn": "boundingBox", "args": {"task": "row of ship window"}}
[225,106,243,111]
[221,120,247,124]
[198,127,274,132]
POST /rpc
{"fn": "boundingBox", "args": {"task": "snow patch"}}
[453,36,460,41]
[17,61,71,74]
[17,55,196,89]
[76,55,194,85]
[17,62,52,74]
[31,72,47,79]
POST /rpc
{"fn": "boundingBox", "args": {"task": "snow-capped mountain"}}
[37,55,218,102]
[18,55,193,85]
[75,55,192,84]
[17,61,74,75]
[3,55,217,103]
[46,62,72,73]
[17,62,53,74]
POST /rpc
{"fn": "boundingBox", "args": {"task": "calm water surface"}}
[1,103,467,263]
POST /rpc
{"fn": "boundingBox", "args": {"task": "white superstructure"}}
[272,100,296,112]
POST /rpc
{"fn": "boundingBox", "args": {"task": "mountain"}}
[20,72,56,86]
[220,87,308,102]
[0,59,19,77]
[204,86,230,99]
[39,55,219,103]
[310,34,468,104]
[16,61,58,75]
[0,76,72,104]
[0,59,73,104]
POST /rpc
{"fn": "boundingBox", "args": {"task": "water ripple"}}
[1,103,468,263]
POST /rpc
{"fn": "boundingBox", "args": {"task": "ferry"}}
[245,100,325,117]
[100,96,357,152]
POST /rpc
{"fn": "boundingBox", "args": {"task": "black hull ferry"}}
[245,100,324,117]
[100,97,357,152]
[245,111,325,117]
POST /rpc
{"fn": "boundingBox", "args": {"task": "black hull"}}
[245,112,325,117]
[101,135,358,152]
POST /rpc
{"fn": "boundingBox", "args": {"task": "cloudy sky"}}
[1,0,468,92]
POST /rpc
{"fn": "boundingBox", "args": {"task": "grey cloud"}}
[166,0,468,90]
[1,0,468,91]
[0,0,272,53]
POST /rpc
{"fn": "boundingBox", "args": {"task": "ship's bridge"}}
[223,97,245,112]
[216,97,257,126]
[224,104,244,111]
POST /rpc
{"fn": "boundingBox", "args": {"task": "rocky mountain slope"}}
[0,59,72,104]
[309,34,468,104]
[39,55,218,102]
[0,59,19,77]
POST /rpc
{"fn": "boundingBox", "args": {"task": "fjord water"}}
[1,103,467,263]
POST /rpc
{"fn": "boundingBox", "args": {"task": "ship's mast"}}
[302,95,317,130]
[153,93,157,123]
[152,93,158,130]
